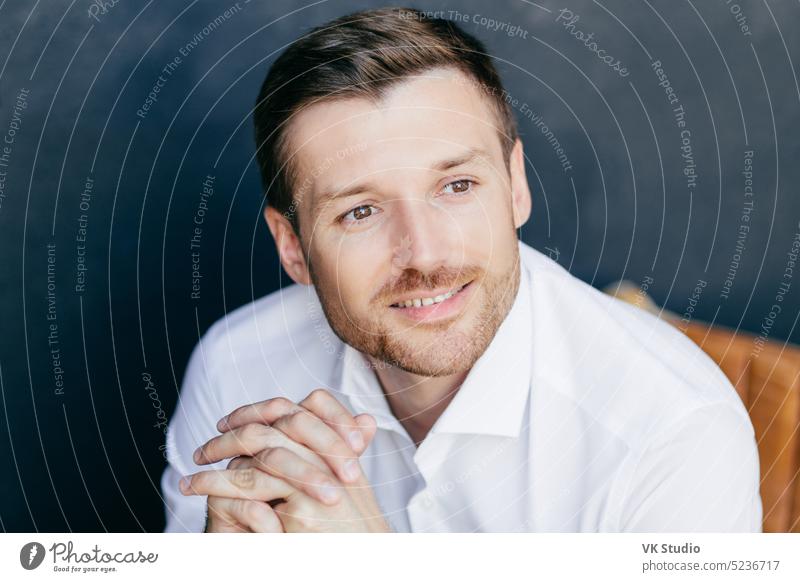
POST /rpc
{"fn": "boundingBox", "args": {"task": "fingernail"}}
[318,482,340,503]
[216,416,228,431]
[348,430,364,451]
[179,476,190,493]
[193,447,202,464]
[344,459,360,481]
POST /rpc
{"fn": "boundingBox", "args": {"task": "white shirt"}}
[161,240,762,532]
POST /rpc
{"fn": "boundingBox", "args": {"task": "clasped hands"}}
[179,388,391,533]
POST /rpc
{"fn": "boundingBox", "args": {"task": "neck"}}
[367,355,468,446]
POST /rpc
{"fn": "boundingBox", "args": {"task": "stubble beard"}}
[308,244,521,378]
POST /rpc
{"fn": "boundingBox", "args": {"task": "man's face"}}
[285,67,530,377]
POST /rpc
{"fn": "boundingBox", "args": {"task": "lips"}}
[389,281,470,308]
[387,280,474,324]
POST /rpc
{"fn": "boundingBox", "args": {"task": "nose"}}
[390,196,460,275]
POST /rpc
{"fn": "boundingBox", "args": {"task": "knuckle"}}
[286,410,308,429]
[260,446,286,468]
[305,388,330,406]
[263,436,289,455]
[239,423,265,441]
[296,465,319,487]
[292,501,316,529]
[330,411,353,431]
[273,411,299,433]
[268,397,293,413]
[270,414,288,431]
[243,500,263,522]
[320,430,343,453]
[254,449,270,465]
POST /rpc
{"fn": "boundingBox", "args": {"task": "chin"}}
[378,330,483,377]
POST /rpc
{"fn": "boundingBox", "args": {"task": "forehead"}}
[287,67,504,198]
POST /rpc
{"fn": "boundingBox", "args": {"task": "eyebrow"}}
[312,146,490,212]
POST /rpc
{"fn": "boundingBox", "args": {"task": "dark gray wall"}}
[0,0,798,531]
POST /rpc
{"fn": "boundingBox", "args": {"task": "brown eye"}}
[340,204,379,224]
[353,205,372,220]
[442,179,474,195]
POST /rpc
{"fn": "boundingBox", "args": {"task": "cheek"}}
[314,239,392,308]
[446,203,511,256]
[436,186,512,232]
[475,192,517,241]
[454,216,517,278]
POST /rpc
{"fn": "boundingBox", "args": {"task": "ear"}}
[264,205,311,286]
[508,138,532,229]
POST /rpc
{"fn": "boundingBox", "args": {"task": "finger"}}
[194,423,275,465]
[223,458,341,506]
[253,446,344,505]
[198,423,331,474]
[217,392,377,455]
[181,468,300,502]
[354,413,378,448]
[227,456,250,470]
[271,410,363,484]
[217,397,303,432]
[225,457,299,509]
[206,496,284,533]
[299,389,376,454]
[205,497,248,533]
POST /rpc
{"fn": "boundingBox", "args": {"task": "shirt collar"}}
[332,244,533,440]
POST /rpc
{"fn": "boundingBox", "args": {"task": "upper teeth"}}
[393,285,464,308]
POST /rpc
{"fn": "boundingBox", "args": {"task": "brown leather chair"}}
[603,281,800,532]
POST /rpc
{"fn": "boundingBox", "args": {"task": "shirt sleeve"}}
[617,402,763,532]
[160,336,229,533]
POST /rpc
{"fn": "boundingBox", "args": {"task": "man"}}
[161,7,762,533]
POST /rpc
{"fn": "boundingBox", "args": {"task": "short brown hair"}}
[253,6,518,234]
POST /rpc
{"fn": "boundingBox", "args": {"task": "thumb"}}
[354,413,377,452]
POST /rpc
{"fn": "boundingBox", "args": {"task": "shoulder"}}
[519,242,753,448]
[616,400,762,531]
[177,282,342,426]
[196,282,320,378]
[166,283,341,468]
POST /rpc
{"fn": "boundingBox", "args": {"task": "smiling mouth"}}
[389,281,471,309]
